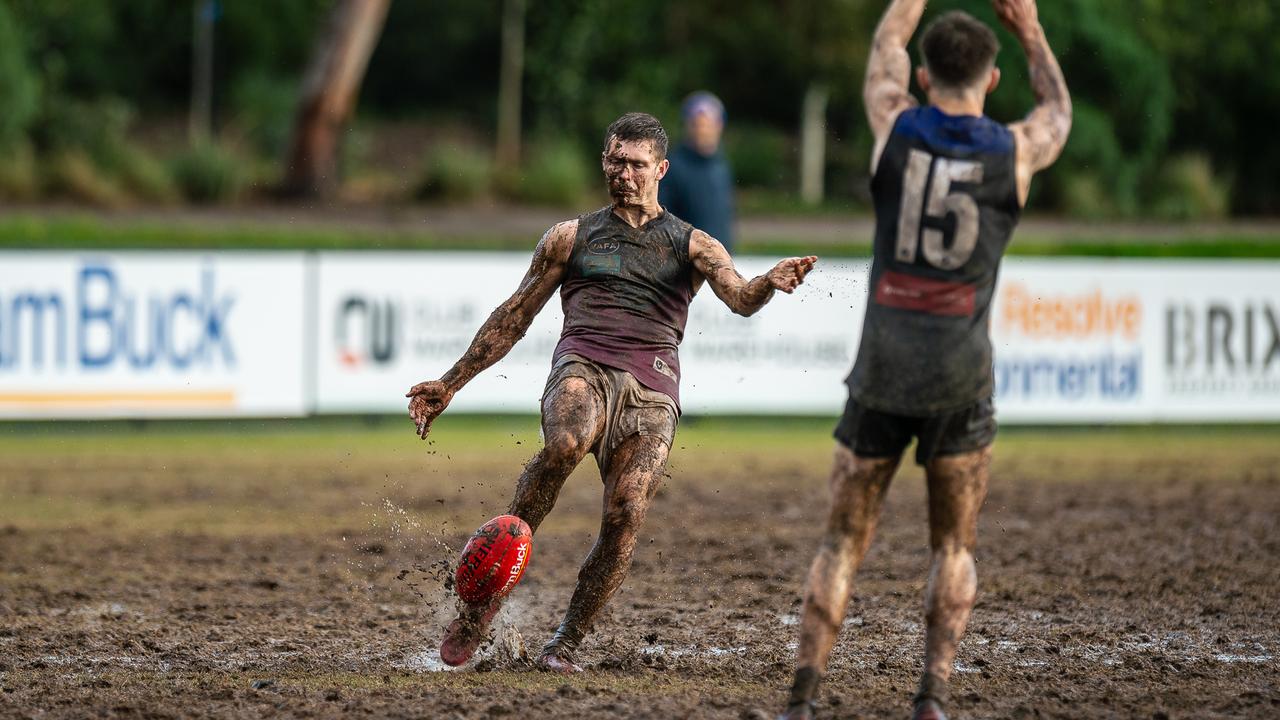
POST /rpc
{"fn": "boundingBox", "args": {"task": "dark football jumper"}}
[848,106,1020,417]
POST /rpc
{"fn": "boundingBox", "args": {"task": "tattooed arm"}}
[405,220,576,439]
[995,0,1072,206]
[690,230,817,317]
[865,0,926,172]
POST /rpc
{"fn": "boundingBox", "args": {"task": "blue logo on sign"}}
[995,352,1141,401]
[0,262,236,372]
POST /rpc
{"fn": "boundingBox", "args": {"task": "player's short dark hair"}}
[603,112,669,160]
[919,11,1000,90]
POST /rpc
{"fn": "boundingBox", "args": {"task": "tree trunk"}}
[799,82,829,206]
[281,0,391,199]
[495,0,526,172]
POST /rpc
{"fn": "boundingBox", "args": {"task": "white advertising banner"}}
[1145,262,1280,420]
[3,251,1277,421]
[314,253,1280,422]
[0,252,308,418]
[992,259,1280,421]
[313,253,868,415]
[315,252,565,414]
[991,260,1150,422]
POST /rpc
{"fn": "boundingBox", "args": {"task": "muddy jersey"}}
[847,106,1020,415]
[553,206,696,409]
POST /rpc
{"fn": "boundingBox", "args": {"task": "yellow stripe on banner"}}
[0,391,238,408]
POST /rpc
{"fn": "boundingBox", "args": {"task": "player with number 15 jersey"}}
[849,105,1018,416]
[778,1,1072,719]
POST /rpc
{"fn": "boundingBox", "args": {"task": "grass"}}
[2,415,1277,460]
[2,212,1280,257]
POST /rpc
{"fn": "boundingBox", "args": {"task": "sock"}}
[787,666,823,708]
[912,672,949,706]
[542,621,585,657]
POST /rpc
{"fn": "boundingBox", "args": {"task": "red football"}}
[454,515,532,605]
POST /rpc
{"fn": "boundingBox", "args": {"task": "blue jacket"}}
[659,142,736,253]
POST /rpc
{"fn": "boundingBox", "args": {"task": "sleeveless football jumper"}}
[847,106,1021,416]
[553,206,696,410]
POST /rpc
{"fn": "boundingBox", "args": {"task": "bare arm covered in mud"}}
[405,220,577,439]
[995,0,1072,206]
[865,0,926,171]
[689,229,817,317]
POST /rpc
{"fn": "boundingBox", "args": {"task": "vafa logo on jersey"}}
[0,262,235,373]
[587,238,622,255]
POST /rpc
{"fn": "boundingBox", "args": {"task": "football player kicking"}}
[407,112,816,672]
[777,0,1070,718]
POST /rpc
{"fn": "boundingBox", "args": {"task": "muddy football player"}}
[407,112,817,673]
[778,1,1071,718]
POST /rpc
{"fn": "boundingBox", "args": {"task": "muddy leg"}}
[440,377,603,667]
[506,377,605,532]
[539,434,670,671]
[784,444,901,714]
[916,446,992,706]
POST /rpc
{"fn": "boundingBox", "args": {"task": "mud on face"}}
[602,135,667,207]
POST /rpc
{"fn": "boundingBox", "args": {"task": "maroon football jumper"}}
[553,206,696,410]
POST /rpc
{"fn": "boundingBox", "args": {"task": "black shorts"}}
[833,395,996,466]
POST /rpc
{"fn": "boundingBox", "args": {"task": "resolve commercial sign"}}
[0,252,307,418]
[990,260,1149,421]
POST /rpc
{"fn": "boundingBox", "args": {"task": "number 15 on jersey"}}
[896,148,984,271]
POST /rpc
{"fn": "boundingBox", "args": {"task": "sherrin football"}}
[454,514,532,604]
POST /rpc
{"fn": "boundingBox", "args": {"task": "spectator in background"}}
[659,92,736,254]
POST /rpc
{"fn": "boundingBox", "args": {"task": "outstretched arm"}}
[865,0,927,171]
[690,230,817,317]
[405,220,576,438]
[996,0,1072,206]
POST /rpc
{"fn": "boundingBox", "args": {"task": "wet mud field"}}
[1,421,1277,719]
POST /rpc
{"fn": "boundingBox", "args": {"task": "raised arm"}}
[996,0,1072,206]
[405,220,576,438]
[865,0,927,171]
[690,229,816,317]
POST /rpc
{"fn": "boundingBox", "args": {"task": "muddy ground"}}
[0,421,1277,719]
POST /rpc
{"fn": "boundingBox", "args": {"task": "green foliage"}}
[526,1,680,145]
[1057,172,1112,220]
[169,141,243,204]
[415,144,493,203]
[724,125,793,190]
[230,72,299,158]
[114,145,180,204]
[0,140,38,199]
[42,150,128,207]
[502,139,593,208]
[0,2,38,151]
[0,0,1277,215]
[30,95,177,204]
[1150,154,1230,221]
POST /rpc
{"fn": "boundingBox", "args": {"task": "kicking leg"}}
[783,445,901,718]
[913,446,992,718]
[538,434,670,672]
[440,377,603,666]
